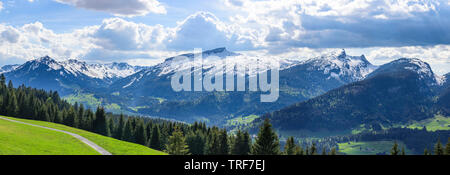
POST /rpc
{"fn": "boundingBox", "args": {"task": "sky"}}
[0,0,449,74]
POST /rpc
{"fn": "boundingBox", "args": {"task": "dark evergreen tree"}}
[329,147,337,155]
[135,120,147,145]
[114,114,125,139]
[165,127,189,155]
[186,130,206,155]
[123,118,135,142]
[310,143,317,155]
[94,107,109,136]
[391,141,399,155]
[284,136,296,155]
[445,138,450,155]
[251,118,280,155]
[218,129,229,155]
[107,117,115,137]
[434,139,444,155]
[149,125,162,150]
[295,145,304,155]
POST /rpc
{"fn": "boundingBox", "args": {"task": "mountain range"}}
[3,56,146,95]
[255,58,449,137]
[1,48,448,130]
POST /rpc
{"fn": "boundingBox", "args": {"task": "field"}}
[226,115,259,126]
[338,141,412,155]
[405,114,450,131]
[0,118,99,155]
[1,116,167,155]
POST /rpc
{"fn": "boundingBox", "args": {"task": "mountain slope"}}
[257,58,439,136]
[1,116,166,155]
[3,56,145,95]
[105,48,377,123]
[0,116,100,155]
[0,64,20,74]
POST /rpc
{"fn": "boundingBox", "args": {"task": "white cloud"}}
[0,26,20,43]
[92,18,167,51]
[364,45,450,75]
[54,0,166,17]
[222,0,449,50]
[167,11,256,50]
[0,1,3,11]
[1,8,449,74]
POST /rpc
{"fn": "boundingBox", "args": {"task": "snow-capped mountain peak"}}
[0,64,20,74]
[368,57,442,86]
[304,49,377,82]
[12,56,146,80]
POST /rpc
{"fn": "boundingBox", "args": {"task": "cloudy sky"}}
[0,0,449,74]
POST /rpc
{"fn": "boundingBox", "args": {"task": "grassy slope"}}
[2,116,167,155]
[338,141,413,155]
[405,114,450,131]
[0,118,99,155]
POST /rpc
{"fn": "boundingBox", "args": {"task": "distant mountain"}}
[105,48,377,124]
[367,58,442,86]
[257,58,441,136]
[0,64,20,74]
[3,56,146,95]
[437,74,450,115]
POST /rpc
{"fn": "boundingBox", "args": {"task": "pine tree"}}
[149,125,162,150]
[445,138,450,155]
[165,127,189,155]
[123,118,135,142]
[135,120,147,145]
[310,143,317,155]
[65,107,78,127]
[295,145,304,155]
[251,118,280,155]
[218,129,229,155]
[231,130,251,155]
[114,114,125,139]
[321,147,327,155]
[186,130,206,155]
[206,128,221,155]
[107,117,115,137]
[424,148,430,155]
[77,104,84,128]
[94,107,109,136]
[434,139,444,155]
[391,141,399,155]
[329,147,337,155]
[6,90,19,117]
[241,131,251,155]
[284,136,296,155]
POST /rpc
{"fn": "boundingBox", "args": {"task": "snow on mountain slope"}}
[60,59,146,80]
[0,64,20,74]
[12,56,146,80]
[117,48,378,90]
[303,49,378,83]
[368,58,441,86]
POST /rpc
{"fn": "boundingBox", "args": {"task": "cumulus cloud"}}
[224,0,450,50]
[54,0,166,17]
[0,26,21,44]
[167,11,255,50]
[1,6,450,74]
[364,45,450,75]
[91,18,167,51]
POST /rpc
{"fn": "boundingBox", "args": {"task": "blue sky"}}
[1,0,450,74]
